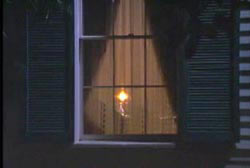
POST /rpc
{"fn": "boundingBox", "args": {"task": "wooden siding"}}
[225,5,250,168]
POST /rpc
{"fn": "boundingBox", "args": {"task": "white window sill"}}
[73,141,176,148]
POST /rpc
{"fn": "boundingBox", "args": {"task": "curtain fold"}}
[84,0,180,135]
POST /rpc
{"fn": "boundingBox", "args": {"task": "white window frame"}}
[73,0,176,147]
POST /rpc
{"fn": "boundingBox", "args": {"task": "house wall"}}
[224,8,250,168]
[3,3,233,168]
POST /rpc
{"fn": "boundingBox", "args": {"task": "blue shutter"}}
[26,9,69,140]
[184,0,238,142]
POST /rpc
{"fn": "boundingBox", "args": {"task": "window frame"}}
[73,0,183,146]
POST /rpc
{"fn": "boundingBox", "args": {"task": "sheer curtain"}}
[84,0,177,135]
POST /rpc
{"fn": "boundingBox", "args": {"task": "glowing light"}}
[116,89,130,118]
[116,90,128,103]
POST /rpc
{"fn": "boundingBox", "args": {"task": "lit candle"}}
[116,89,129,118]
[116,90,128,103]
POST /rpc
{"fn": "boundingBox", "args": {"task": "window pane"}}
[82,0,153,36]
[114,88,145,135]
[83,88,145,135]
[84,88,114,134]
[146,39,166,85]
[147,88,177,134]
[82,40,113,86]
[83,87,177,135]
[113,0,145,35]
[82,0,112,35]
[115,39,145,86]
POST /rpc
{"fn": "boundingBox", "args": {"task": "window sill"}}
[73,140,176,148]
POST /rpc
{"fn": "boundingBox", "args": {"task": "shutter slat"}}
[185,0,234,142]
[26,9,68,137]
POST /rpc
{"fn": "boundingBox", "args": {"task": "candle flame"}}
[116,90,128,103]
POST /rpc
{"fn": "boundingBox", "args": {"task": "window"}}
[74,0,184,143]
[24,0,239,145]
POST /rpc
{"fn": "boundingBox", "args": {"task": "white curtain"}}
[84,0,177,135]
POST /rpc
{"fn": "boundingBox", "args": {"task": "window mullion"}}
[144,2,147,134]
[79,35,153,40]
[112,1,116,134]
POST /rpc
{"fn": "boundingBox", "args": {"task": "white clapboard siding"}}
[240,128,250,136]
[225,6,250,168]
[240,64,250,71]
[240,50,250,58]
[240,102,250,110]
[230,157,250,162]
[240,23,250,31]
[240,76,250,84]
[225,165,250,168]
[240,116,250,122]
[236,140,250,149]
[240,10,250,18]
[240,89,250,97]
[240,36,250,44]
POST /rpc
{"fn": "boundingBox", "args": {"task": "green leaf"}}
[57,0,63,4]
